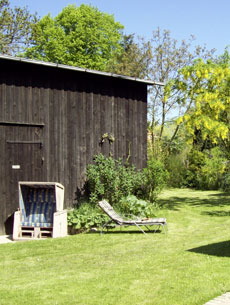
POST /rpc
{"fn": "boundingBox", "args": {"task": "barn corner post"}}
[0,54,162,235]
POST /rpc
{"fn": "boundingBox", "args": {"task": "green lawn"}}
[1,188,230,305]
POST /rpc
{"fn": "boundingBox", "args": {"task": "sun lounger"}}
[98,200,167,234]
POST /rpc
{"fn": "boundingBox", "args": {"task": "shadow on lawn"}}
[90,229,162,234]
[158,197,183,210]
[157,196,202,210]
[188,240,230,257]
[158,192,230,210]
[191,193,230,208]
[202,210,230,217]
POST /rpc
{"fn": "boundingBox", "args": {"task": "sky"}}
[10,0,230,56]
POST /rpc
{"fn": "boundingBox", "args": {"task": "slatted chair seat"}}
[21,201,55,228]
[21,188,56,228]
[99,200,167,235]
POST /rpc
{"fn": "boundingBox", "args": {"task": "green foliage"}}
[147,28,215,145]
[67,203,109,232]
[186,147,227,190]
[108,34,151,78]
[70,154,170,232]
[116,195,156,218]
[142,157,169,202]
[186,148,206,188]
[165,154,188,188]
[86,154,144,205]
[198,148,226,190]
[175,58,230,145]
[221,169,230,191]
[24,4,124,71]
[0,0,38,55]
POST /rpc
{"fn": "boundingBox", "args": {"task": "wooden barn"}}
[0,54,162,235]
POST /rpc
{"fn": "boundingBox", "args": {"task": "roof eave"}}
[0,54,165,86]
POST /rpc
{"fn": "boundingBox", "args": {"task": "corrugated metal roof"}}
[0,54,164,86]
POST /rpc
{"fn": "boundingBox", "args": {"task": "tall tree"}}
[147,28,216,143]
[108,34,152,78]
[109,29,216,148]
[0,0,38,55]
[24,4,124,71]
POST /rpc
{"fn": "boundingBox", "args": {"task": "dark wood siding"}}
[0,58,148,235]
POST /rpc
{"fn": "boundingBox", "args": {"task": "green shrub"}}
[67,203,110,233]
[185,149,206,188]
[142,158,169,202]
[116,195,156,218]
[186,147,227,190]
[69,154,170,233]
[86,154,144,205]
[165,154,188,188]
[198,148,226,190]
[221,169,230,191]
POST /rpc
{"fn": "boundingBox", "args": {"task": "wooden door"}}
[0,125,44,234]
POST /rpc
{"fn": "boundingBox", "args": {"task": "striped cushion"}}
[21,188,56,227]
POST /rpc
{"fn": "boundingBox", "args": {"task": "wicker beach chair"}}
[13,182,67,240]
[98,200,167,235]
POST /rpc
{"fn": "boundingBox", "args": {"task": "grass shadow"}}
[187,240,230,257]
[157,196,200,210]
[208,192,230,197]
[202,210,230,217]
[158,190,230,210]
[158,195,209,210]
[88,229,162,234]
[190,197,230,208]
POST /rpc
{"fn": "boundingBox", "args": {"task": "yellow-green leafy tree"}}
[175,57,230,154]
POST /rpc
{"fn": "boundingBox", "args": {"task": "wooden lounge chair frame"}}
[98,200,167,235]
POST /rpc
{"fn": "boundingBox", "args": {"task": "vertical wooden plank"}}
[80,82,86,189]
[85,83,94,166]
[12,77,18,122]
[113,84,118,160]
[141,86,148,168]
[32,80,40,124]
[40,77,49,180]
[6,74,13,122]
[62,84,68,206]
[116,81,127,163]
[66,82,74,206]
[136,86,142,169]
[57,80,64,183]
[28,78,33,123]
[100,85,107,156]
[101,83,111,157]
[18,77,24,123]
[67,78,80,204]
[116,87,121,161]
[0,126,7,234]
[125,84,131,165]
[48,84,55,182]
[54,84,60,182]
[93,82,101,157]
[107,82,115,157]
[75,89,82,188]
[1,72,7,122]
[0,72,3,121]
[129,88,134,166]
